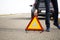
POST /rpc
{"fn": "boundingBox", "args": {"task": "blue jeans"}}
[45,0,58,28]
[51,0,58,26]
[45,0,50,27]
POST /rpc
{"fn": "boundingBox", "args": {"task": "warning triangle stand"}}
[25,16,44,31]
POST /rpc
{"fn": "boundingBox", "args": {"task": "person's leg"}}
[51,0,60,29]
[45,0,50,32]
[51,0,58,26]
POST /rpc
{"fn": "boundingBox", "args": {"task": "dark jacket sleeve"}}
[34,0,40,9]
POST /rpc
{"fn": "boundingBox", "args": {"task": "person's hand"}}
[34,9,38,16]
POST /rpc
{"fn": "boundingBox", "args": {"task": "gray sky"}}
[0,0,60,14]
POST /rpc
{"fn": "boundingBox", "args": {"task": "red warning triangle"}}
[25,16,44,31]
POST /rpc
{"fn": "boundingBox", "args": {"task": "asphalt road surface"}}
[0,14,60,40]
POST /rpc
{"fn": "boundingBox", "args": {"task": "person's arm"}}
[34,0,40,16]
[34,0,40,9]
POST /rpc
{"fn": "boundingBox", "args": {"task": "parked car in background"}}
[30,0,54,19]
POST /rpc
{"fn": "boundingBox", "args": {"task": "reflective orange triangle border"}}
[25,16,44,31]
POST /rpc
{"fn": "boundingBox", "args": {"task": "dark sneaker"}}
[46,29,50,32]
[46,27,50,32]
[54,23,60,29]
[57,26,60,29]
[54,23,58,26]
